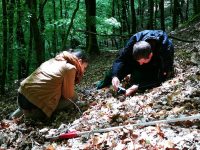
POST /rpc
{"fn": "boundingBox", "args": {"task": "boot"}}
[9,108,23,119]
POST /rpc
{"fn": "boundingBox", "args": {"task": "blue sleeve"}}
[159,31,174,75]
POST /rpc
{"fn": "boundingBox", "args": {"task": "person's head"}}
[132,41,153,65]
[70,49,89,73]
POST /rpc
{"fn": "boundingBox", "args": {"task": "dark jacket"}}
[111,30,174,89]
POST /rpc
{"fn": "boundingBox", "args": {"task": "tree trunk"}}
[16,0,26,79]
[26,18,33,76]
[147,0,154,29]
[173,0,178,30]
[130,0,136,34]
[52,0,57,53]
[121,0,127,33]
[160,0,165,31]
[178,1,184,23]
[60,0,63,18]
[8,0,15,83]
[193,0,200,15]
[111,0,119,49]
[170,0,173,14]
[138,0,145,29]
[27,0,45,66]
[193,0,197,15]
[125,0,130,34]
[185,0,189,21]
[39,0,47,53]
[154,0,158,29]
[1,0,8,94]
[62,0,80,50]
[85,0,99,55]
[116,0,123,47]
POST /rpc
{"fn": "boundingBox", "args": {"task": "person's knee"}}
[23,108,47,121]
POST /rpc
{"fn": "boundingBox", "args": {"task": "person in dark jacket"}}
[97,30,174,96]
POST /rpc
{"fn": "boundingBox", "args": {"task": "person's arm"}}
[125,84,138,96]
[159,31,174,80]
[62,68,76,99]
[163,40,174,78]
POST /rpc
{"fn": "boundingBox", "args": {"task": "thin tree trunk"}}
[16,0,26,79]
[39,0,47,53]
[52,0,57,54]
[147,0,154,29]
[130,0,136,34]
[27,0,45,66]
[8,0,15,83]
[85,0,99,55]
[178,1,184,23]
[185,0,189,21]
[111,0,118,49]
[121,0,127,33]
[125,0,130,34]
[154,0,158,29]
[62,0,80,50]
[173,0,178,30]
[138,0,145,28]
[193,0,200,15]
[116,0,123,47]
[60,0,63,18]
[193,0,198,15]
[1,0,8,94]
[160,0,165,31]
[170,0,173,14]
[26,18,33,76]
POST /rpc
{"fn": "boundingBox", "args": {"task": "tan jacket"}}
[18,58,77,117]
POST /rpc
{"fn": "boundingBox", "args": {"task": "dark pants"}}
[17,93,37,109]
[11,93,78,120]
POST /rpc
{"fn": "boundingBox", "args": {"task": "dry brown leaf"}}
[156,125,165,139]
[0,121,10,129]
[163,140,175,149]
[172,106,185,114]
[45,145,55,150]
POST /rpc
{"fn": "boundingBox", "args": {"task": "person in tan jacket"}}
[10,49,88,120]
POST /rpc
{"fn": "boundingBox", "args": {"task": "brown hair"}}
[132,41,152,60]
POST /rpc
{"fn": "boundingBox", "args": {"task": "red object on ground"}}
[58,131,78,139]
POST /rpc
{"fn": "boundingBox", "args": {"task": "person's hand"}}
[112,76,120,91]
[123,74,131,82]
[125,85,138,96]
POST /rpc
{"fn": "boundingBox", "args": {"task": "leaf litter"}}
[1,23,200,149]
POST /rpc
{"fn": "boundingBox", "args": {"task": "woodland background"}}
[1,0,200,94]
[0,0,200,149]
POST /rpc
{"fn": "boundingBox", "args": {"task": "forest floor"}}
[1,21,200,149]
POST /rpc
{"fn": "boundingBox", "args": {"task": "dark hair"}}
[132,41,152,60]
[70,49,89,63]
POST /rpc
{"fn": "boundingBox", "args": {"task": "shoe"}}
[96,80,106,89]
[9,108,23,119]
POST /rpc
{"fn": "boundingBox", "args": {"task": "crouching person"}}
[10,49,89,120]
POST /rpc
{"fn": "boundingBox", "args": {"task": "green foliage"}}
[96,16,121,35]
[180,13,200,28]
[104,17,121,28]
[0,0,198,90]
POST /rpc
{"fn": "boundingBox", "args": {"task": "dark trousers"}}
[17,93,37,109]
[15,93,78,120]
